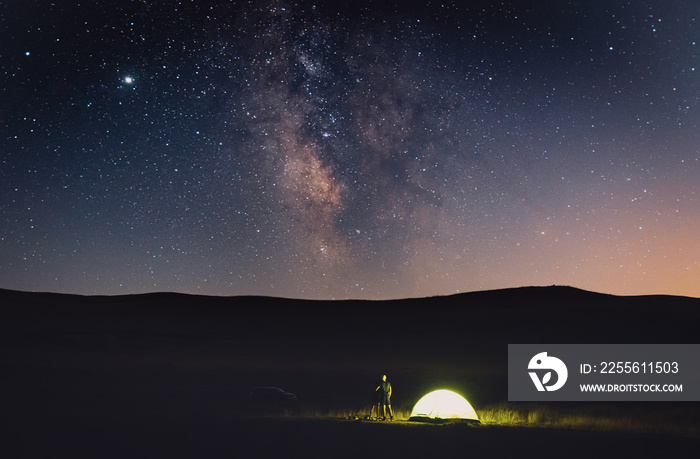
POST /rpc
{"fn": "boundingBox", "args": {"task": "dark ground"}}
[7,414,700,458]
[2,286,700,457]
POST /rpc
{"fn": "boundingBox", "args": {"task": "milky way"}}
[1,1,699,299]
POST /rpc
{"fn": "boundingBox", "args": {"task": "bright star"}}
[124,76,134,84]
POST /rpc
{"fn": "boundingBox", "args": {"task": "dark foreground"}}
[7,414,700,458]
[2,286,700,457]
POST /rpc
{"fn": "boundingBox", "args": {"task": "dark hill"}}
[2,286,699,457]
[2,285,697,343]
[2,285,698,401]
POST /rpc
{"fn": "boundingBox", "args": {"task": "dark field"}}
[2,286,700,457]
[8,414,700,458]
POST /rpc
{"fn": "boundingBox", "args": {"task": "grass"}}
[280,403,413,421]
[478,403,700,438]
[271,402,700,438]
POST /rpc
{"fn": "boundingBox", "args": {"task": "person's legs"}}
[370,392,380,418]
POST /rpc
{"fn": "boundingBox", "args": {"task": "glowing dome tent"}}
[409,389,479,423]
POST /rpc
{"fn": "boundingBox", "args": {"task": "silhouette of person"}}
[375,374,393,420]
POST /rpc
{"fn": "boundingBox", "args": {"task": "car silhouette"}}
[248,387,298,405]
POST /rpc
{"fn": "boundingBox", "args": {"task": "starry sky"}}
[1,0,699,300]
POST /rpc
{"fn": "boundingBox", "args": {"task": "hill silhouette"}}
[3,285,697,345]
[2,286,699,457]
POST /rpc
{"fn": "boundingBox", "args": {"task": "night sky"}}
[1,1,698,300]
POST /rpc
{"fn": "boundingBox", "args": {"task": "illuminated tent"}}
[409,389,479,423]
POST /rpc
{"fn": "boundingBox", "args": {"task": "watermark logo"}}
[528,352,568,391]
